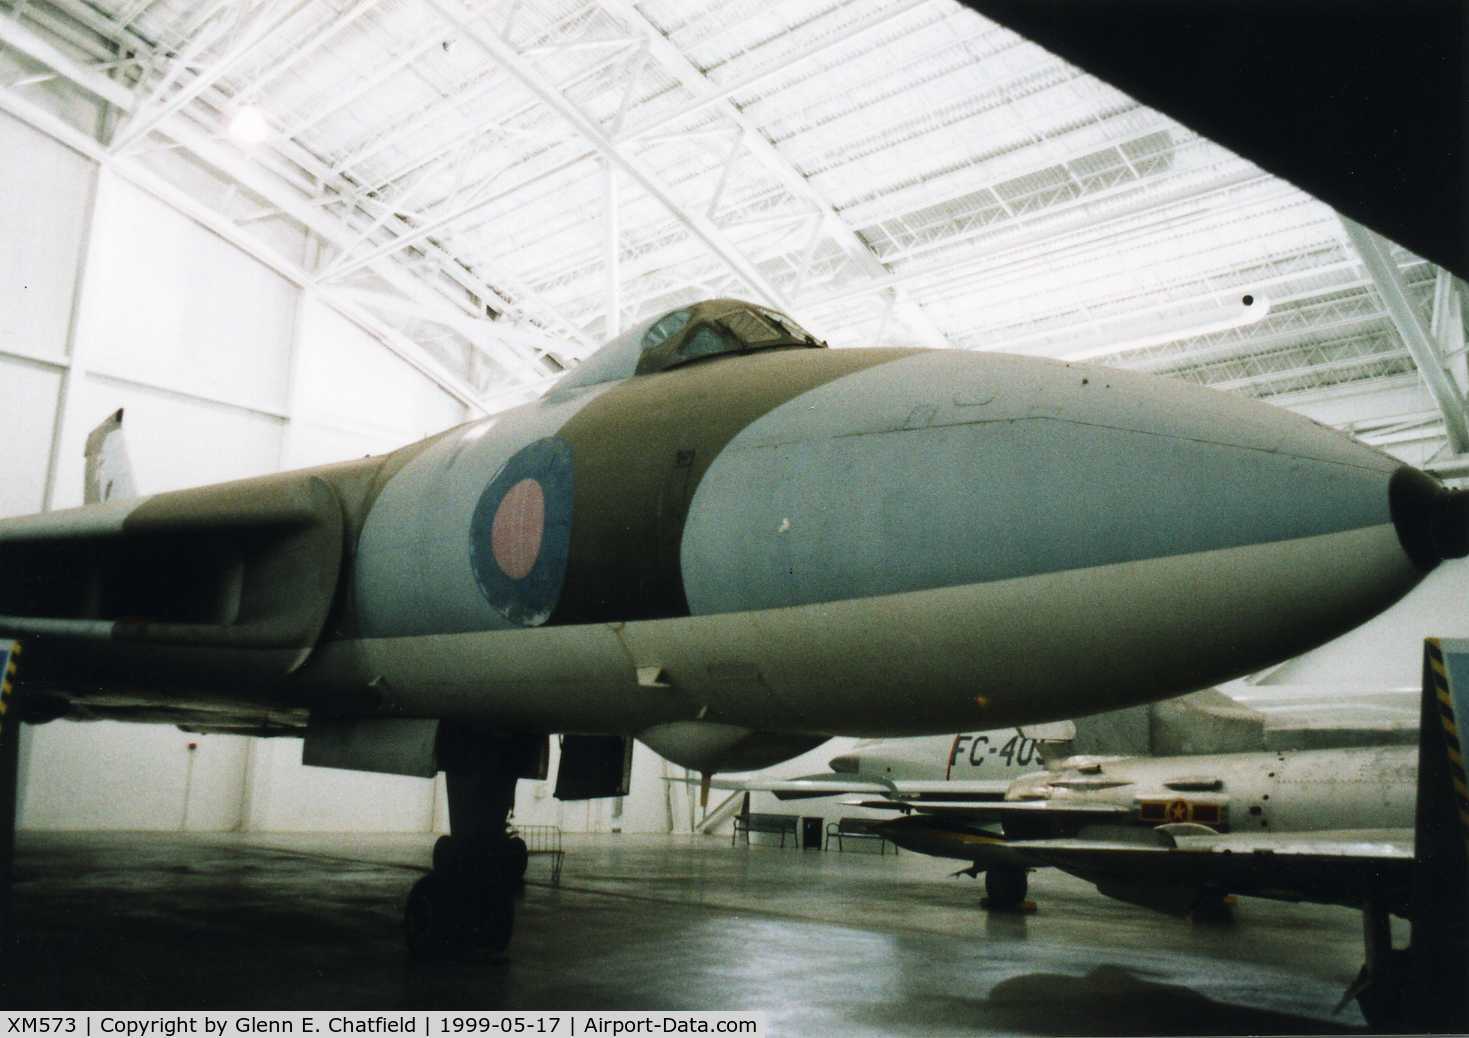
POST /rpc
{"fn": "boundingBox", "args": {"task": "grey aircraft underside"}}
[2,297,1466,956]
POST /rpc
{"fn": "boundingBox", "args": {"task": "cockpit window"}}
[548,298,827,396]
[635,299,826,376]
[641,309,692,351]
[676,325,731,362]
[721,309,784,345]
[762,309,818,344]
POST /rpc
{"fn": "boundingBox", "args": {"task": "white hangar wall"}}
[2,107,711,837]
[0,108,474,833]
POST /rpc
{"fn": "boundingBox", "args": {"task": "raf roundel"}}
[469,438,574,626]
[490,479,545,580]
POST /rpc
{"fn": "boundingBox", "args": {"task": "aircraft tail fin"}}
[1070,702,1153,757]
[1149,688,1266,755]
[1019,720,1075,767]
[1023,708,1150,763]
[1025,689,1268,764]
[83,408,136,505]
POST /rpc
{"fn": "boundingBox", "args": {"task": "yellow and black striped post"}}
[0,640,18,723]
[1409,638,1469,1031]
[1426,639,1469,854]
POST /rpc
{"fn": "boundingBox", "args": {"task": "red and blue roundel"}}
[469,437,574,626]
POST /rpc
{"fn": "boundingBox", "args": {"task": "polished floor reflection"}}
[4,832,1378,1034]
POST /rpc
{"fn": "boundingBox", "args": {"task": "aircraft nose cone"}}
[1391,467,1469,569]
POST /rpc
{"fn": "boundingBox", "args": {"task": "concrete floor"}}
[2,831,1382,1034]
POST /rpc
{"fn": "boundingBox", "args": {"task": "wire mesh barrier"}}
[510,824,564,886]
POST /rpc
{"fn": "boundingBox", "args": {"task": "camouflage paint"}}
[352,382,620,638]
[301,520,1422,736]
[0,305,1453,740]
[548,347,919,623]
[680,351,1400,615]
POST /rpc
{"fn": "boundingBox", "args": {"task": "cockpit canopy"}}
[552,299,826,395]
[633,299,824,375]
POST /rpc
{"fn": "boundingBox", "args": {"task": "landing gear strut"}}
[1343,896,1414,1029]
[405,732,541,960]
[1189,890,1235,925]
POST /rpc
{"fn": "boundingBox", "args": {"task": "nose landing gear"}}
[406,836,523,958]
[405,732,542,959]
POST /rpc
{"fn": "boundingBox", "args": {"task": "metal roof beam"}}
[1186,326,1402,386]
[328,70,504,177]
[1207,342,1411,395]
[846,129,1216,263]
[618,0,937,143]
[342,43,634,192]
[280,33,441,139]
[1272,373,1431,423]
[0,77,488,413]
[1125,292,1392,374]
[1342,216,1469,454]
[1034,263,1407,367]
[805,168,1273,311]
[1128,276,1427,372]
[521,35,640,57]
[111,0,310,154]
[604,160,621,337]
[33,0,590,355]
[239,0,390,99]
[0,12,546,390]
[319,149,594,281]
[600,0,948,345]
[326,287,573,357]
[1431,266,1468,393]
[423,0,790,313]
[115,0,163,30]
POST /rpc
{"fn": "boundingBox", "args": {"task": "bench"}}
[825,817,895,854]
[732,812,800,848]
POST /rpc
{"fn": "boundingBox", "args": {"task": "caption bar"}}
[3,1015,763,1038]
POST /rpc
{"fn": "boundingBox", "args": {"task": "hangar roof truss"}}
[0,0,1462,461]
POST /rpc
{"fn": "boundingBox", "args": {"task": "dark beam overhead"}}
[960,0,1468,279]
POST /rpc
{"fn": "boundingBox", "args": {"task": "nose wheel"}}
[407,838,519,959]
[406,732,541,960]
[506,834,529,880]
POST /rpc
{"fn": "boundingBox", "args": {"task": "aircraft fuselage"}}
[1,316,1457,752]
[310,345,1433,737]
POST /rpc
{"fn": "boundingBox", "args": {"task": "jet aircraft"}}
[2,296,1466,955]
[716,691,1436,1027]
[705,690,1401,905]
[842,742,1414,915]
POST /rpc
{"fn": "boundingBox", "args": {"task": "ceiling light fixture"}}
[228,104,272,145]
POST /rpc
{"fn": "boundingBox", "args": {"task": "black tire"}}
[467,886,516,953]
[405,873,459,961]
[506,835,529,880]
[984,867,1029,908]
[432,835,458,874]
